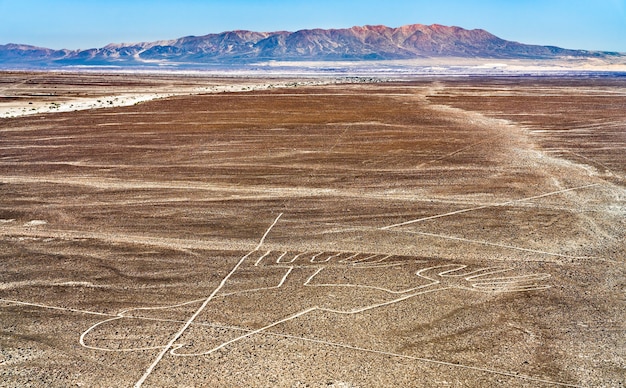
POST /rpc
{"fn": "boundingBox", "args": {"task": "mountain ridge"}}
[1,24,620,69]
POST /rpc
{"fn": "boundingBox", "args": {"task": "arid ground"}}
[1,72,625,387]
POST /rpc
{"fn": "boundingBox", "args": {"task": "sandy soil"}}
[0,73,624,387]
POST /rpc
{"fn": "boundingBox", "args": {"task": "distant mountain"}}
[0,24,619,69]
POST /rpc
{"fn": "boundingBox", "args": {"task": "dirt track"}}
[0,73,624,387]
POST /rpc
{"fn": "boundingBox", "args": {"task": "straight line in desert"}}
[402,230,599,261]
[313,221,600,261]
[3,174,554,207]
[133,213,283,388]
[269,332,583,388]
[380,183,600,230]
[0,175,343,199]
[0,298,111,317]
[0,227,251,253]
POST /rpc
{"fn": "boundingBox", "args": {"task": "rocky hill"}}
[0,24,618,68]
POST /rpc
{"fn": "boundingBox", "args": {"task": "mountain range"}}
[0,24,619,69]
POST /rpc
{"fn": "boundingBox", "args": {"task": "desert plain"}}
[0,71,625,387]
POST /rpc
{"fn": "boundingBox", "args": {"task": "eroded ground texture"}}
[1,73,625,387]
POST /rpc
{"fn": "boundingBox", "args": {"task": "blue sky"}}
[1,0,625,52]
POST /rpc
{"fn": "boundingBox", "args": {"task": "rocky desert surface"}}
[0,72,624,387]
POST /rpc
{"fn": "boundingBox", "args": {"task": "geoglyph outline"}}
[62,214,553,387]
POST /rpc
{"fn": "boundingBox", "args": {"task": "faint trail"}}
[381,183,600,230]
[0,298,111,317]
[310,220,603,263]
[0,226,248,253]
[554,149,622,178]
[413,135,504,170]
[271,334,583,388]
[133,213,282,388]
[6,173,586,208]
[402,230,591,260]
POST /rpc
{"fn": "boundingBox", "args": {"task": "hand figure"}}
[177,251,550,355]
[80,249,550,356]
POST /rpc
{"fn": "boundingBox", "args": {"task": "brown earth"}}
[0,73,624,387]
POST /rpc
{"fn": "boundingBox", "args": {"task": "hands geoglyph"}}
[78,214,551,387]
[81,241,551,357]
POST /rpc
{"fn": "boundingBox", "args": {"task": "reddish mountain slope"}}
[0,24,614,68]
